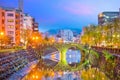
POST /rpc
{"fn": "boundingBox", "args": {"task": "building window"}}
[21,15,23,17]
[2,20,4,24]
[8,19,14,22]
[16,16,18,18]
[24,19,27,21]
[8,25,14,29]
[8,31,14,35]
[34,28,38,30]
[16,21,20,24]
[7,13,14,16]
[16,15,20,19]
[10,37,14,42]
[2,12,4,16]
[16,28,18,30]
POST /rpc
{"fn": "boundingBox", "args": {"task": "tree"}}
[21,28,32,48]
[102,51,116,79]
[30,32,43,47]
[81,19,120,47]
[3,35,11,45]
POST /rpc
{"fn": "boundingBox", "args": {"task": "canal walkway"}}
[9,60,39,80]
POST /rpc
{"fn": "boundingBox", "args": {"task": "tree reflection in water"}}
[22,67,82,80]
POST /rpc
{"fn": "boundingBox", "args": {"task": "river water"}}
[23,49,82,80]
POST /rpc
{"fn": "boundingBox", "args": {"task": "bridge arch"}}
[66,44,86,66]
[53,44,86,66]
[36,44,87,70]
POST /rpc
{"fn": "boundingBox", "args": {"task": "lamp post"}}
[32,36,39,41]
[0,31,4,49]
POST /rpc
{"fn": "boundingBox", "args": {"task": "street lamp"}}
[0,32,4,35]
[32,36,39,47]
[117,34,120,38]
[112,34,115,38]
[32,37,35,40]
[0,31,4,49]
[36,36,39,40]
[32,36,39,40]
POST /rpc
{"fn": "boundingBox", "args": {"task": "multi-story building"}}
[20,13,34,44]
[73,35,80,43]
[23,13,33,30]
[0,7,23,45]
[33,22,39,32]
[98,11,119,25]
[59,29,74,43]
[0,0,40,46]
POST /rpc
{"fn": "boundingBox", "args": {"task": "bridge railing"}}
[91,46,120,56]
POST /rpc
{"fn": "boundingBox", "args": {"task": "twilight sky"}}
[0,0,120,32]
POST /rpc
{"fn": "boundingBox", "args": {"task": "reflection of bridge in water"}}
[52,44,83,66]
[44,49,81,65]
[36,43,96,70]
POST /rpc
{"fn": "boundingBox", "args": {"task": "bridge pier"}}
[59,49,68,65]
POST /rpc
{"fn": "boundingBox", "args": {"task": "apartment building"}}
[0,7,23,45]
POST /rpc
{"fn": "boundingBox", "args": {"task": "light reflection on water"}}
[44,49,81,64]
[23,68,81,80]
[23,49,82,80]
[22,49,109,80]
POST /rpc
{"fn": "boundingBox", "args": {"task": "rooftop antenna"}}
[18,0,23,12]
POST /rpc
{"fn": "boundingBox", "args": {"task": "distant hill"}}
[45,28,81,36]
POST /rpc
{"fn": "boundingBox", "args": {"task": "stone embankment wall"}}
[92,46,120,80]
[0,49,37,80]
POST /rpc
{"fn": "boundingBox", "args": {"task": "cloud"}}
[62,2,95,16]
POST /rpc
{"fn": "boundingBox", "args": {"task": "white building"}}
[73,35,80,43]
[20,13,34,44]
[60,29,74,43]
[23,13,33,30]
